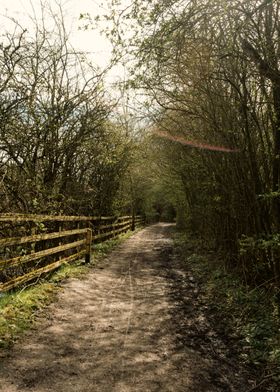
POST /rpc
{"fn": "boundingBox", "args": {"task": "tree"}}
[103,0,280,285]
[0,11,131,217]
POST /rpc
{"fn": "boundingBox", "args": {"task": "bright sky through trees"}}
[0,0,117,78]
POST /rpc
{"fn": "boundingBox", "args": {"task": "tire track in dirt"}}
[0,223,252,392]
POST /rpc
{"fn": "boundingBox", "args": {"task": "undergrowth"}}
[174,231,280,390]
[0,230,134,350]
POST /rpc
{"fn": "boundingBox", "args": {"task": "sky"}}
[0,0,144,121]
[0,0,120,80]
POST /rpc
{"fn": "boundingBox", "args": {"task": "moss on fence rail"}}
[0,229,139,349]
[0,214,144,293]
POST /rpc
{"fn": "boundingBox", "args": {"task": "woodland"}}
[105,0,280,290]
[0,0,280,285]
[0,0,280,388]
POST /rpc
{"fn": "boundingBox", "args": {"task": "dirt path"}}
[0,224,252,392]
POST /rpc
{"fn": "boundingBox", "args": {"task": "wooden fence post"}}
[58,223,62,261]
[31,226,36,253]
[85,228,92,263]
[131,212,135,231]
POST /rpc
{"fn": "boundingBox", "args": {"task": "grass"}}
[173,230,280,390]
[0,229,136,349]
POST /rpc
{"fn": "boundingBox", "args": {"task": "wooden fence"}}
[0,214,144,293]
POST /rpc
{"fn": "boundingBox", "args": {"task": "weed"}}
[174,230,280,389]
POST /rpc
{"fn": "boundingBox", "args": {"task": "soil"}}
[0,223,255,392]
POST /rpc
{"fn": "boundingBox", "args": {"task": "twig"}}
[18,276,42,294]
[246,373,278,392]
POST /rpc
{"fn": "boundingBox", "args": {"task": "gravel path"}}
[0,223,252,392]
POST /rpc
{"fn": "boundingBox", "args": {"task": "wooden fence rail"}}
[0,214,144,293]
